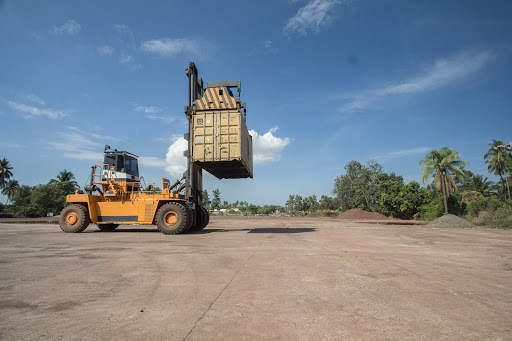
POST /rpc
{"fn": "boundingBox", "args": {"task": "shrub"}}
[469,200,512,228]
[466,196,502,218]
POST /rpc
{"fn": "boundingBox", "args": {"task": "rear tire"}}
[59,204,90,233]
[155,202,191,235]
[97,224,119,232]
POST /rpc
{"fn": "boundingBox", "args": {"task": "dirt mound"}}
[428,214,475,229]
[337,208,391,220]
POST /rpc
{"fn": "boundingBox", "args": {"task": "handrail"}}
[90,163,179,198]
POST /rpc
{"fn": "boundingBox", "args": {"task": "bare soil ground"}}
[0,216,511,340]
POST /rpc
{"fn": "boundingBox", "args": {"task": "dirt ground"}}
[0,216,511,340]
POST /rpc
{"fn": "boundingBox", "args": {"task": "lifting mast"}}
[184,62,204,227]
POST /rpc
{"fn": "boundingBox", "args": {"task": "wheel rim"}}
[163,211,178,227]
[66,212,78,226]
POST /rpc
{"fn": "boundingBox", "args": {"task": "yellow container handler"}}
[59,63,251,235]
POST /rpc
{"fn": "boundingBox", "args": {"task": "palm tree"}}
[1,179,19,205]
[461,174,494,202]
[0,158,14,188]
[49,170,79,188]
[420,147,468,214]
[484,139,511,200]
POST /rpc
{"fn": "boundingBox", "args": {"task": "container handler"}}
[58,63,252,235]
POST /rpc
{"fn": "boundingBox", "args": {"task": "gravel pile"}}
[337,208,391,220]
[428,214,475,229]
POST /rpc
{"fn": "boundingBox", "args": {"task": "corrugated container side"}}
[191,111,253,179]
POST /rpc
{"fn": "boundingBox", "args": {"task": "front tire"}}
[155,202,191,235]
[190,206,210,231]
[97,224,119,232]
[59,204,90,233]
[201,206,210,229]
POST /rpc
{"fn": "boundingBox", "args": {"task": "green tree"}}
[9,185,32,216]
[396,181,432,219]
[303,195,319,212]
[285,195,295,213]
[484,139,511,201]
[318,195,337,210]
[333,160,383,211]
[0,157,14,188]
[461,174,494,202]
[286,194,305,214]
[1,179,19,205]
[420,147,468,214]
[211,189,221,210]
[247,204,259,214]
[258,205,281,215]
[10,183,72,217]
[49,169,79,189]
[202,190,211,208]
[376,172,405,217]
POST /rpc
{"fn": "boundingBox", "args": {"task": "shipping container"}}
[191,110,253,179]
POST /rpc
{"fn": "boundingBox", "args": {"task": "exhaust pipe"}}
[177,182,188,193]
[169,179,181,191]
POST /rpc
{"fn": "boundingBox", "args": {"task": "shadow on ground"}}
[193,227,316,234]
[87,227,317,234]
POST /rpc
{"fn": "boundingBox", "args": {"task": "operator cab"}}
[103,146,139,182]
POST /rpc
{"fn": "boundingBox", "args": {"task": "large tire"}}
[155,202,191,235]
[59,204,90,233]
[97,224,119,232]
[201,206,210,229]
[189,206,210,231]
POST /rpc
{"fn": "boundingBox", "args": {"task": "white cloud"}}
[48,128,120,161]
[114,24,135,46]
[8,101,66,119]
[132,104,163,114]
[97,46,114,56]
[62,150,104,161]
[376,50,495,96]
[263,40,279,54]
[26,94,45,106]
[131,104,175,124]
[165,138,188,179]
[110,24,141,68]
[284,0,343,36]
[51,19,81,35]
[120,53,133,64]
[249,127,291,165]
[141,38,201,57]
[146,114,176,125]
[68,126,119,142]
[373,147,432,161]
[139,156,166,168]
[48,127,172,177]
[0,141,24,149]
[339,49,496,113]
[49,131,101,152]
[157,134,182,144]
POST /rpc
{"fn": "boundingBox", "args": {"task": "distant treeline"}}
[2,140,511,227]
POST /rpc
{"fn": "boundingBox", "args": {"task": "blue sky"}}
[1,0,511,206]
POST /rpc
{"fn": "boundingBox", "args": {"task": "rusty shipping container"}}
[191,81,253,179]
